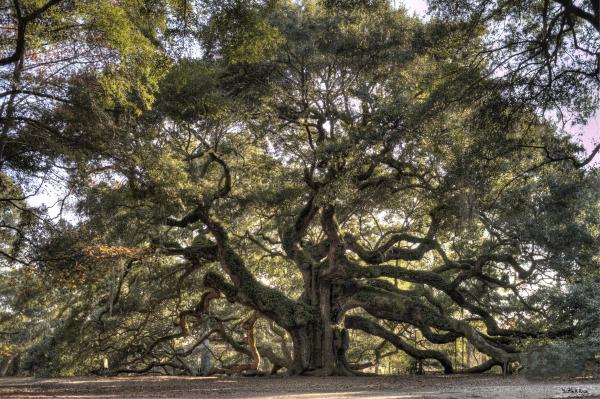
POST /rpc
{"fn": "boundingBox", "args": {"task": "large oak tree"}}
[1,1,599,376]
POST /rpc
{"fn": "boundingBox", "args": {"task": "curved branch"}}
[344,231,439,264]
[280,196,319,270]
[457,358,502,374]
[345,315,454,374]
[553,0,600,31]
[347,284,521,364]
[0,0,62,66]
[208,152,231,200]
[346,259,537,339]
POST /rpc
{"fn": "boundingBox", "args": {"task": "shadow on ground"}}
[2,374,600,398]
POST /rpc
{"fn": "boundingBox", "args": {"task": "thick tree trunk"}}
[285,207,356,376]
[288,323,353,375]
[288,271,354,376]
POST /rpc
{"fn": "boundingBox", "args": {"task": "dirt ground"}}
[2,374,600,399]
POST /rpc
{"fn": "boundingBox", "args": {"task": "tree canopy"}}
[1,0,599,377]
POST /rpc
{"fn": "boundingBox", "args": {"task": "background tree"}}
[1,0,599,377]
[429,0,599,121]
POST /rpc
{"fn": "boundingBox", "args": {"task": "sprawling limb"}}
[110,328,217,375]
[257,344,292,374]
[166,154,316,330]
[458,359,502,374]
[343,232,567,340]
[345,283,522,365]
[345,315,454,374]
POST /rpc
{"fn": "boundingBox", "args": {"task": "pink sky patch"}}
[581,112,599,153]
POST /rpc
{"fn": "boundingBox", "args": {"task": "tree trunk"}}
[0,358,10,377]
[199,339,212,376]
[242,313,261,375]
[288,323,352,375]
[288,273,354,376]
[9,354,19,376]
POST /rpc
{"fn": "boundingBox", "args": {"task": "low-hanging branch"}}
[345,315,454,374]
[345,282,522,364]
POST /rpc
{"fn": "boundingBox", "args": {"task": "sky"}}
[580,112,600,156]
[402,0,428,16]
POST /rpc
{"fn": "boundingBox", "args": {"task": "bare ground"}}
[2,375,600,399]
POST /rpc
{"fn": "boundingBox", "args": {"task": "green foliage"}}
[199,0,284,63]
[429,0,600,119]
[1,0,600,377]
[0,174,35,264]
[525,277,600,377]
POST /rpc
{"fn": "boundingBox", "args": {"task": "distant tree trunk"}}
[0,358,10,377]
[8,354,19,376]
[242,313,261,375]
[199,339,212,375]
